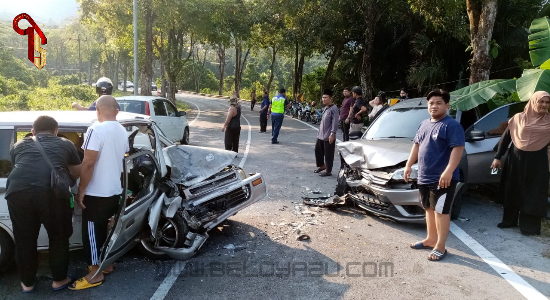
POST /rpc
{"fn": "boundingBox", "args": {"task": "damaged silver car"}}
[336,99,526,223]
[0,111,266,270]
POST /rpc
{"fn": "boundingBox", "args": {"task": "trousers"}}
[6,187,72,286]
[271,113,284,143]
[340,119,350,141]
[82,195,120,266]
[315,139,336,173]
[260,114,268,132]
[225,126,241,153]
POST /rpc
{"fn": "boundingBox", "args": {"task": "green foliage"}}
[0,48,36,86]
[450,79,517,110]
[487,93,520,110]
[301,66,326,104]
[516,68,550,101]
[52,75,81,86]
[528,17,550,67]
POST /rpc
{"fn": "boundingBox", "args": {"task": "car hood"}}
[337,139,413,170]
[163,145,237,186]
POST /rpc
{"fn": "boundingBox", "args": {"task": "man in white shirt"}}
[70,95,129,290]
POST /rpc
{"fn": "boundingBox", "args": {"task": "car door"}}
[97,149,161,271]
[152,99,174,141]
[464,102,527,184]
[163,100,184,142]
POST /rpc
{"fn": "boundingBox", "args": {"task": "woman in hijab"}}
[222,91,242,153]
[491,91,550,235]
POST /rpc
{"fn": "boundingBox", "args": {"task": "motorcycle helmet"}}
[96,77,114,95]
[311,101,315,106]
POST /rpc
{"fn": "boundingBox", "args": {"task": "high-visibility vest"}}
[271,95,286,114]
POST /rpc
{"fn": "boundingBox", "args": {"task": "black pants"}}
[315,139,336,173]
[225,126,241,153]
[251,101,256,111]
[6,187,72,286]
[340,119,350,142]
[502,207,542,235]
[260,114,268,132]
[82,195,120,266]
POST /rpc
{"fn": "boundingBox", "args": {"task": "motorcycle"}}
[301,103,311,122]
[294,103,303,119]
[311,108,322,125]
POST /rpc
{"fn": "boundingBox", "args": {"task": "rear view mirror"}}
[349,131,362,140]
[178,111,187,117]
[467,130,485,142]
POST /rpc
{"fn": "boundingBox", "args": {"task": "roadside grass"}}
[542,219,550,238]
[175,100,190,112]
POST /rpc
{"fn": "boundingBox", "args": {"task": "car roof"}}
[0,111,151,128]
[386,95,522,111]
[116,96,165,101]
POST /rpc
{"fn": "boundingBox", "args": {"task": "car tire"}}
[0,230,14,272]
[137,214,189,260]
[181,127,190,145]
[451,185,465,220]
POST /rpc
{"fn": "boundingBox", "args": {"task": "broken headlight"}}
[391,164,418,181]
[237,169,247,180]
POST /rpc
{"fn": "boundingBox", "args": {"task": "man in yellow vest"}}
[268,88,289,144]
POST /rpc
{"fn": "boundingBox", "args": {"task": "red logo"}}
[13,13,47,69]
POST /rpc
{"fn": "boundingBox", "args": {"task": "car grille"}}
[186,170,238,198]
[349,187,395,213]
[188,186,250,224]
[361,170,391,187]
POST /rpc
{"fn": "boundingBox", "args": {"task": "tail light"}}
[145,102,150,115]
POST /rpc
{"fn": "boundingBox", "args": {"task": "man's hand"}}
[355,114,361,120]
[76,193,86,209]
[267,114,270,119]
[329,134,336,144]
[404,166,412,183]
[439,170,453,189]
[345,118,349,124]
[72,102,79,108]
[490,159,501,170]
[222,126,226,132]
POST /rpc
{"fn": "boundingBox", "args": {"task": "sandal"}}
[410,241,432,249]
[428,249,448,261]
[314,167,326,173]
[88,265,113,275]
[68,277,103,291]
[53,276,75,291]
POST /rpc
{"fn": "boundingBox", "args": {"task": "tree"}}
[466,0,499,84]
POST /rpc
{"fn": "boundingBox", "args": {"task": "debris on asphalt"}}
[302,193,346,207]
[296,234,310,241]
[223,244,235,250]
[457,217,470,222]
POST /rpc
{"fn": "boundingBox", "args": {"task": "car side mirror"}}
[349,131,362,140]
[178,111,186,117]
[467,130,485,142]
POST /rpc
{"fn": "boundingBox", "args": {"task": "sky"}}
[0,0,79,24]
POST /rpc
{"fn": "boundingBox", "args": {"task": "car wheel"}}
[137,214,189,260]
[181,127,190,145]
[451,185,465,220]
[0,230,14,272]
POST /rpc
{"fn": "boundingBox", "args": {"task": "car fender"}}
[0,222,14,241]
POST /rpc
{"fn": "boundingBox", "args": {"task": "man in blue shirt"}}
[268,88,289,144]
[404,89,465,262]
[258,91,270,133]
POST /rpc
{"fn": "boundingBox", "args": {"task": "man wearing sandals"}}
[69,96,129,290]
[314,89,339,177]
[404,89,465,261]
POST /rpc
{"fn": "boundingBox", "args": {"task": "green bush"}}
[52,74,81,86]
[25,84,96,111]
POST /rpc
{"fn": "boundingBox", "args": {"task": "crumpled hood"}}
[163,145,237,186]
[337,139,413,170]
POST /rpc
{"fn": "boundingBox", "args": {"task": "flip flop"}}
[319,172,332,177]
[410,241,432,249]
[314,168,326,173]
[22,286,35,293]
[88,265,113,275]
[68,277,103,291]
[428,249,448,261]
[53,276,75,291]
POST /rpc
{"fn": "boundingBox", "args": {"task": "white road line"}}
[151,98,252,300]
[450,223,547,300]
[290,116,342,143]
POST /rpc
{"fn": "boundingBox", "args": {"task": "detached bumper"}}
[346,178,425,223]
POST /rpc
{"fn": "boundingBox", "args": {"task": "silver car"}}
[0,111,266,270]
[336,99,527,223]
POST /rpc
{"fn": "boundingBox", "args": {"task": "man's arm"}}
[76,149,99,209]
[439,146,464,188]
[404,143,420,183]
[68,164,82,178]
[329,107,339,144]
[268,103,272,115]
[222,106,237,131]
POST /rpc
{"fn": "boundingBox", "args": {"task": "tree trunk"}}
[234,41,250,98]
[293,42,299,100]
[467,0,498,84]
[113,53,119,91]
[218,44,225,96]
[140,4,154,96]
[123,59,128,92]
[266,46,277,93]
[360,7,376,101]
[322,40,344,92]
[295,53,305,97]
[160,60,167,97]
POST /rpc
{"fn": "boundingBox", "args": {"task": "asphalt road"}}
[1,92,549,300]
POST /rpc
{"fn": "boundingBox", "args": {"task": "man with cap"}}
[347,86,366,133]
[268,88,289,144]
[314,90,339,177]
[72,77,121,111]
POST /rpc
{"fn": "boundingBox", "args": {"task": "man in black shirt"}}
[6,116,81,292]
[347,86,366,133]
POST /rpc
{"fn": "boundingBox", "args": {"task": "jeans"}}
[271,113,284,143]
[340,119,350,141]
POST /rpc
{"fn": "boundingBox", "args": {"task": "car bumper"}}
[346,178,425,223]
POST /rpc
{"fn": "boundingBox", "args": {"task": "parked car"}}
[116,96,190,145]
[0,111,266,270]
[124,81,134,88]
[151,82,157,91]
[336,98,527,223]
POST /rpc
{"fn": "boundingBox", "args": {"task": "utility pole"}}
[78,35,82,84]
[133,0,138,95]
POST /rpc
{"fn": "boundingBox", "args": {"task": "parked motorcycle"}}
[311,108,322,125]
[302,103,311,122]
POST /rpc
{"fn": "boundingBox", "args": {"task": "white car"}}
[116,96,190,144]
[0,111,266,270]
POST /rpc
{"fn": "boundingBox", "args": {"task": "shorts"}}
[418,181,457,214]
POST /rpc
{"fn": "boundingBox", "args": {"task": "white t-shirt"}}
[369,104,383,119]
[82,121,129,197]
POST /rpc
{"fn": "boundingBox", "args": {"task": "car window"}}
[117,100,146,114]
[164,101,178,117]
[153,100,167,116]
[365,107,429,139]
[468,102,527,137]
[0,130,14,177]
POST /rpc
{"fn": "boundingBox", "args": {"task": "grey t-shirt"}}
[6,134,81,198]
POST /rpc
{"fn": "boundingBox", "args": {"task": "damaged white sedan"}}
[0,111,266,270]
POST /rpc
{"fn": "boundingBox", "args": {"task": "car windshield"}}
[0,129,14,177]
[364,107,430,140]
[117,100,146,114]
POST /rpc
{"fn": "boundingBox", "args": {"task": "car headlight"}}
[237,169,247,180]
[392,164,418,181]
